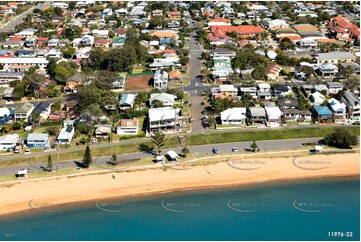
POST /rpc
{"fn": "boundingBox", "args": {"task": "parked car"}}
[189,103,193,107]
[212,148,219,154]
[184,101,189,105]
[14,147,20,154]
[231,147,237,152]
[24,148,31,153]
[201,102,205,106]
[201,110,206,115]
[91,138,97,143]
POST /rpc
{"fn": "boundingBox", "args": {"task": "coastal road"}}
[0,138,322,176]
[0,3,50,33]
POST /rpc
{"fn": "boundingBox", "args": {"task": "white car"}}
[231,147,237,152]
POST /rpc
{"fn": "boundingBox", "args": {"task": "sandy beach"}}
[0,152,359,216]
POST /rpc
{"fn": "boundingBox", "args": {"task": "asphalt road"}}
[0,138,322,176]
[0,3,50,33]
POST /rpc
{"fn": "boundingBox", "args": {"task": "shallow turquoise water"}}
[1,177,359,241]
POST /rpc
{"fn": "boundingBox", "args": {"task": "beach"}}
[0,152,359,216]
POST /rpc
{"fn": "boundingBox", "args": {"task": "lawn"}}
[184,126,360,146]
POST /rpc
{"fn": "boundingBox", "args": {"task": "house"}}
[168,71,182,82]
[16,50,37,58]
[94,38,112,48]
[64,74,82,94]
[26,133,49,148]
[314,52,355,65]
[94,124,112,139]
[0,58,48,72]
[56,126,75,145]
[327,82,344,94]
[340,62,360,75]
[0,71,24,84]
[150,93,176,107]
[153,70,168,89]
[240,87,257,99]
[278,98,299,110]
[212,48,236,58]
[148,107,180,133]
[309,91,326,105]
[112,37,126,48]
[116,118,139,135]
[282,109,312,122]
[46,49,62,59]
[250,106,266,124]
[65,100,77,112]
[257,83,271,92]
[119,93,137,110]
[265,107,282,126]
[313,84,329,94]
[328,98,347,123]
[219,85,238,98]
[266,63,283,80]
[341,91,360,121]
[48,110,65,121]
[220,108,247,125]
[0,107,13,124]
[274,84,291,97]
[14,103,35,122]
[317,64,338,79]
[257,92,273,100]
[2,87,14,101]
[31,102,51,120]
[0,134,20,151]
[313,106,333,122]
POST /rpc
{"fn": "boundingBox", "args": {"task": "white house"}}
[327,82,344,94]
[341,91,360,122]
[149,107,180,133]
[116,118,139,135]
[328,98,347,123]
[0,134,19,151]
[153,70,168,88]
[149,93,176,107]
[309,91,326,105]
[56,126,75,145]
[0,58,48,72]
[119,93,137,109]
[265,107,282,126]
[257,83,271,93]
[220,108,247,125]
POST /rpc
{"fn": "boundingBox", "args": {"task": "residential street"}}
[0,3,50,33]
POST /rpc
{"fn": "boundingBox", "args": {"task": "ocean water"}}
[0,177,359,241]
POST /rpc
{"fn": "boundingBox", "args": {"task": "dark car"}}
[201,110,206,115]
[212,148,219,154]
[184,101,189,105]
[189,103,193,107]
[200,102,205,106]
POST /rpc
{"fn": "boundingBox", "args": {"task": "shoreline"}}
[0,152,359,217]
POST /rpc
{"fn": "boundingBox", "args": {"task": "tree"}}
[12,122,22,130]
[181,146,190,157]
[250,141,258,151]
[279,37,295,50]
[47,155,53,170]
[323,128,358,149]
[111,153,117,162]
[150,129,168,155]
[82,145,93,168]
[151,99,164,108]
